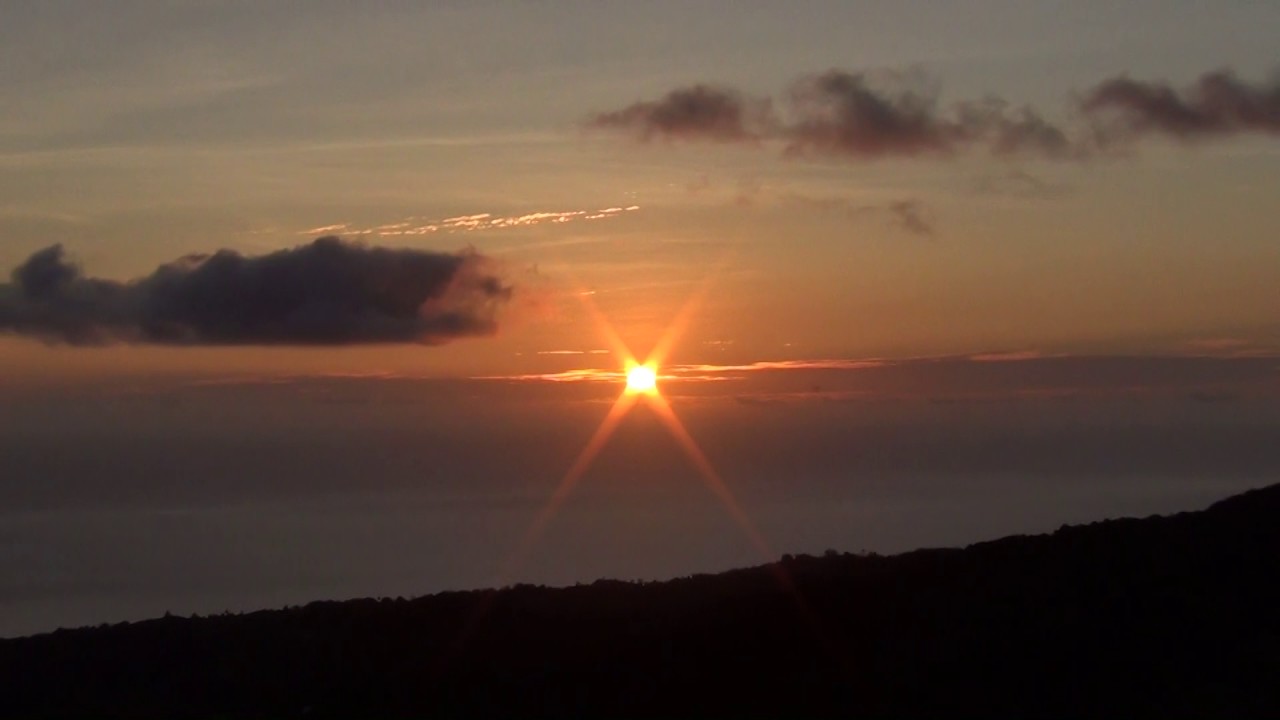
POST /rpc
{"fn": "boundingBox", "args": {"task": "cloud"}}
[589,66,1280,161]
[590,70,1075,160]
[968,350,1046,362]
[301,205,640,238]
[784,70,1074,160]
[1082,69,1280,141]
[473,359,889,385]
[665,359,888,376]
[782,70,951,157]
[969,169,1071,199]
[778,192,937,237]
[1181,335,1279,358]
[0,237,512,345]
[586,84,775,142]
[886,199,934,237]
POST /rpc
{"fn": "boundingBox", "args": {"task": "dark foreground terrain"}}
[3,484,1278,718]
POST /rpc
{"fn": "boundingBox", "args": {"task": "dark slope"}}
[2,484,1278,719]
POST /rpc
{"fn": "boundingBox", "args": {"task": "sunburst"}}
[501,272,776,575]
[439,271,826,668]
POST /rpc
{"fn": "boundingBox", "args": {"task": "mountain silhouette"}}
[3,483,1277,718]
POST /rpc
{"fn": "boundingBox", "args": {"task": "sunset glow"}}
[495,279,782,584]
[3,3,1280,669]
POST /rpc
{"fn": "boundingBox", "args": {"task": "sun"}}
[499,268,778,586]
[625,363,658,394]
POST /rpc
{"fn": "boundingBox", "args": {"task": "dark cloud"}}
[887,199,934,237]
[783,71,1075,159]
[586,84,774,142]
[1082,69,1280,141]
[778,192,937,237]
[590,66,1280,161]
[0,237,512,345]
[969,169,1071,199]
[951,98,1077,158]
[591,70,1075,160]
[783,71,953,157]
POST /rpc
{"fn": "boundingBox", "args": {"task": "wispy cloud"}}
[968,350,1048,362]
[475,368,627,383]
[473,354,1280,410]
[475,359,888,385]
[886,199,934,237]
[779,193,936,237]
[670,359,888,373]
[968,169,1071,199]
[1182,336,1280,358]
[300,205,640,238]
[1185,337,1253,351]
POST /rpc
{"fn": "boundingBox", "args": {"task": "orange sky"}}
[2,4,1279,382]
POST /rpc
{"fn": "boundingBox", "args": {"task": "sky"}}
[2,1,1279,636]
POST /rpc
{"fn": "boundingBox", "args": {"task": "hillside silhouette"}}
[3,483,1277,718]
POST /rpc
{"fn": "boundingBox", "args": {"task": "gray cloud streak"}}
[784,70,1075,160]
[588,84,775,143]
[589,70,1074,159]
[0,237,512,345]
[1082,69,1280,141]
[779,192,937,237]
[887,199,934,237]
[589,66,1279,161]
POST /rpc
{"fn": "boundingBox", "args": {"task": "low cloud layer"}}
[588,67,1279,161]
[0,237,512,345]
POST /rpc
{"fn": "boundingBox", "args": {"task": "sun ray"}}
[644,393,775,560]
[564,271,637,366]
[640,394,833,648]
[646,273,712,368]
[646,251,734,367]
[500,391,639,576]
[501,255,767,576]
[467,266,837,672]
[582,293,635,366]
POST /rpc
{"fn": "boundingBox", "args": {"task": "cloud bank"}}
[588,67,1279,161]
[0,237,512,345]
